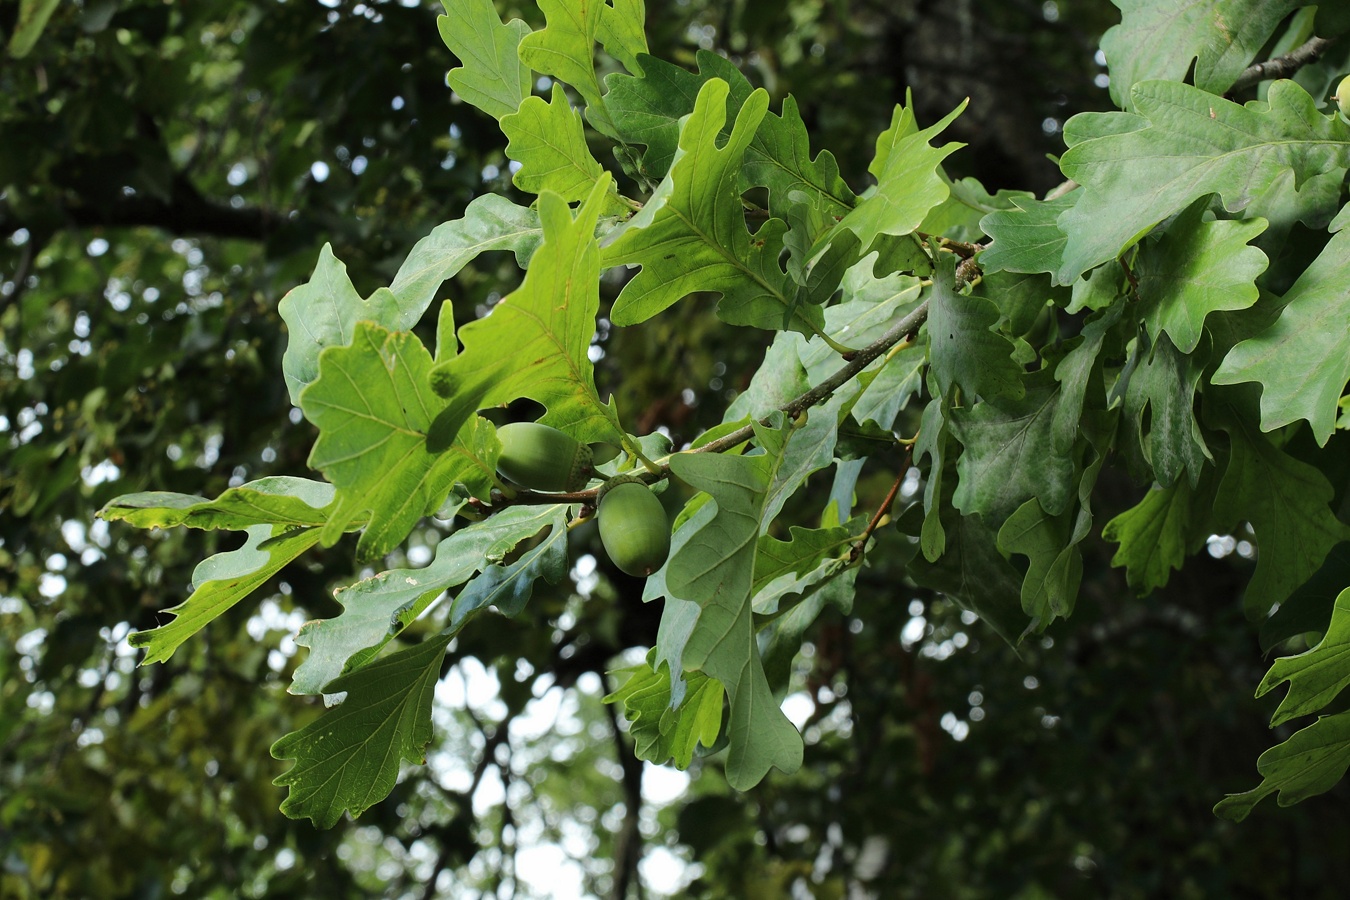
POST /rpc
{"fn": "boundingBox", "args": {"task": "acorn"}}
[495,422,593,492]
[597,476,671,577]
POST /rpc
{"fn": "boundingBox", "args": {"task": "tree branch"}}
[603,672,645,900]
[65,172,286,241]
[1230,36,1337,92]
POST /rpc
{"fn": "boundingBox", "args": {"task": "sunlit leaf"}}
[302,322,498,561]
[99,477,335,532]
[1101,0,1300,110]
[426,180,624,451]
[129,525,323,665]
[437,0,531,120]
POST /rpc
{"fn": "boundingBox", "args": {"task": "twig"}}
[695,299,930,456]
[1230,36,1337,92]
[848,442,915,563]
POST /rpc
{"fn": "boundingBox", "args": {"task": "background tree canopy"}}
[4,1,1350,898]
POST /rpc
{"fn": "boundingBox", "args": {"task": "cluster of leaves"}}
[97,0,1350,831]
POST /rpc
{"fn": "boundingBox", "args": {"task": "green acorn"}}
[496,422,593,492]
[597,476,671,577]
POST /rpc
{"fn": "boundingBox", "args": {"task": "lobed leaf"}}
[1257,588,1350,728]
[517,0,617,137]
[99,477,335,532]
[603,79,828,339]
[302,322,498,561]
[437,0,531,121]
[1214,709,1350,821]
[1135,200,1268,354]
[1100,0,1300,111]
[272,634,453,829]
[129,525,323,665]
[663,441,805,789]
[1210,416,1350,618]
[290,506,565,695]
[426,179,624,452]
[501,83,620,206]
[1214,217,1350,446]
[605,654,724,769]
[1056,80,1350,283]
[1102,480,1194,596]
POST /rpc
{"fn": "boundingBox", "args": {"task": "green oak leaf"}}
[724,331,811,421]
[977,193,1077,279]
[597,0,648,76]
[302,322,498,562]
[1056,79,1350,283]
[920,177,1036,244]
[927,253,1025,403]
[283,197,543,407]
[437,0,531,121]
[1210,416,1350,618]
[914,390,951,561]
[1121,331,1211,488]
[99,477,335,532]
[602,79,828,340]
[1102,480,1194,596]
[501,83,624,208]
[278,246,399,405]
[834,97,965,253]
[760,392,849,531]
[128,525,323,665]
[1213,222,1350,446]
[665,445,805,789]
[448,510,569,618]
[760,564,859,691]
[948,370,1076,524]
[1258,588,1350,728]
[907,505,1029,647]
[1052,302,1125,453]
[751,523,858,604]
[998,499,1083,631]
[604,653,723,769]
[602,52,705,180]
[1135,200,1268,354]
[1100,0,1300,111]
[604,49,855,217]
[272,633,453,829]
[1214,709,1350,822]
[388,194,543,315]
[517,0,618,138]
[427,180,624,452]
[744,93,856,223]
[290,506,564,695]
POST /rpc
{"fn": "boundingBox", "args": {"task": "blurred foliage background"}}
[4,0,1349,897]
